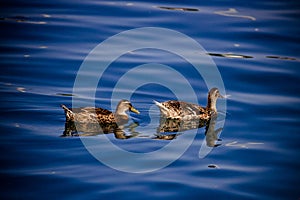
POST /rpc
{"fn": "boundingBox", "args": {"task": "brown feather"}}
[155,88,223,120]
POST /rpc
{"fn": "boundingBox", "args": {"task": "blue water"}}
[1,0,300,199]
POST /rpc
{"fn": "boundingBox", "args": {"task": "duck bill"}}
[130,107,140,114]
[219,94,225,98]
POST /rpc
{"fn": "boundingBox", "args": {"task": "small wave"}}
[207,53,253,59]
[266,55,297,61]
[156,6,199,12]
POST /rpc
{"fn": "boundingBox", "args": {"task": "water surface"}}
[1,0,300,199]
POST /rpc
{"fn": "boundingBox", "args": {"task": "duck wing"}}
[154,100,181,118]
[70,107,112,115]
[163,100,206,116]
[94,107,113,116]
[178,101,206,116]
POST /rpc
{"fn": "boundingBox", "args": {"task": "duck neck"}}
[114,107,129,124]
[206,94,217,112]
[114,103,128,121]
[115,107,128,117]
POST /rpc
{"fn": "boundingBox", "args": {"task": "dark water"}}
[1,0,300,199]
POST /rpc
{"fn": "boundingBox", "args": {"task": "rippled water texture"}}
[1,0,300,199]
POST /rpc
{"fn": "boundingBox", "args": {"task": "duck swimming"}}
[154,88,224,120]
[61,99,140,124]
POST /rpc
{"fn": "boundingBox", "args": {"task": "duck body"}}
[61,100,140,137]
[154,100,210,121]
[154,88,223,120]
[61,106,112,123]
[61,99,140,124]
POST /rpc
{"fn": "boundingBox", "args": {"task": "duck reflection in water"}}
[204,114,223,147]
[155,113,222,147]
[61,100,140,139]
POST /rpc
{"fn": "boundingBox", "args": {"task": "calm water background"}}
[1,0,300,199]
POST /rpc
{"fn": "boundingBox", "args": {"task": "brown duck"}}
[154,88,224,120]
[61,99,140,124]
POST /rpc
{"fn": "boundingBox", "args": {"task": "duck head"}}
[115,99,140,116]
[207,88,224,113]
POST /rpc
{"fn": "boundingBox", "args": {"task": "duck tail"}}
[153,100,169,116]
[153,100,163,109]
[61,104,74,121]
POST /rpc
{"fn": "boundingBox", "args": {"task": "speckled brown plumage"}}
[61,100,140,139]
[154,88,223,120]
[61,99,139,124]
